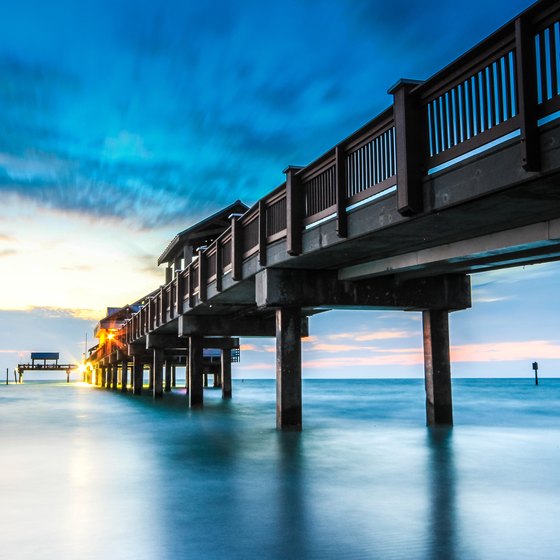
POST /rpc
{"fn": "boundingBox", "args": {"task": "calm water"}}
[1,379,559,560]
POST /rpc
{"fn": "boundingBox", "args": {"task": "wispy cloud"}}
[19,306,101,321]
[328,329,414,341]
[451,340,560,362]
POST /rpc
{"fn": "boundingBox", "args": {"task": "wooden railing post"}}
[388,79,424,216]
[335,145,347,238]
[198,248,207,302]
[515,16,540,172]
[231,215,243,281]
[258,200,267,266]
[159,287,165,325]
[215,243,223,292]
[284,166,304,255]
[187,266,194,308]
[176,273,184,315]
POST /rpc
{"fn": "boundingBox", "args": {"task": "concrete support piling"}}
[171,365,176,388]
[221,348,232,399]
[111,364,118,390]
[275,307,302,431]
[121,360,128,393]
[164,360,172,392]
[133,357,143,395]
[423,310,453,426]
[153,349,164,399]
[188,336,203,408]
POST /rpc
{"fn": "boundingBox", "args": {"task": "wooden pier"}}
[87,0,560,429]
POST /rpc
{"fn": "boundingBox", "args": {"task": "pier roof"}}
[158,200,248,266]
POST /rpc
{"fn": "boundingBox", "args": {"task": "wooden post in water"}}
[532,361,539,386]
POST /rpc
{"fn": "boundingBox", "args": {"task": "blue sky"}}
[1,0,558,379]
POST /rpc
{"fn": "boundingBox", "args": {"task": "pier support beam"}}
[188,336,203,408]
[164,359,172,393]
[100,366,106,388]
[153,349,164,399]
[276,307,302,431]
[171,365,176,388]
[222,348,232,399]
[121,360,128,393]
[133,357,143,395]
[423,310,453,426]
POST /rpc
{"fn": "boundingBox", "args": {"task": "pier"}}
[87,0,560,429]
[17,353,78,383]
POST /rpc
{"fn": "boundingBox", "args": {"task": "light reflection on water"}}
[1,379,559,559]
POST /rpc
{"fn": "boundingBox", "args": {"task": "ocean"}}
[1,379,559,560]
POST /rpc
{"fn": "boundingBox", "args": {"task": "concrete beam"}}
[146,334,186,349]
[179,314,276,337]
[256,268,471,311]
[339,218,560,281]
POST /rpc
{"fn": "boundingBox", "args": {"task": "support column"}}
[203,373,208,388]
[221,348,232,399]
[148,364,154,390]
[423,310,453,426]
[164,359,172,393]
[171,365,176,388]
[276,307,302,431]
[112,363,118,390]
[121,360,128,393]
[213,366,221,388]
[188,336,203,408]
[133,357,143,395]
[100,366,106,388]
[153,349,164,399]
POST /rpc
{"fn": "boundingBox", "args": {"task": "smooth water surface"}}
[1,379,559,560]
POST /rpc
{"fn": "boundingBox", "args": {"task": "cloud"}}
[451,340,560,362]
[328,329,414,341]
[17,306,101,321]
[0,249,17,258]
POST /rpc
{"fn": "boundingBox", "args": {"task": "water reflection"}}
[427,427,461,560]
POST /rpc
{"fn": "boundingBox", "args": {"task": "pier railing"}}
[116,0,560,345]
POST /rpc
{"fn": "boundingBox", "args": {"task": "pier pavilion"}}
[88,0,560,429]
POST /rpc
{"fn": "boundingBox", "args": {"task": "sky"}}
[1,0,558,379]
